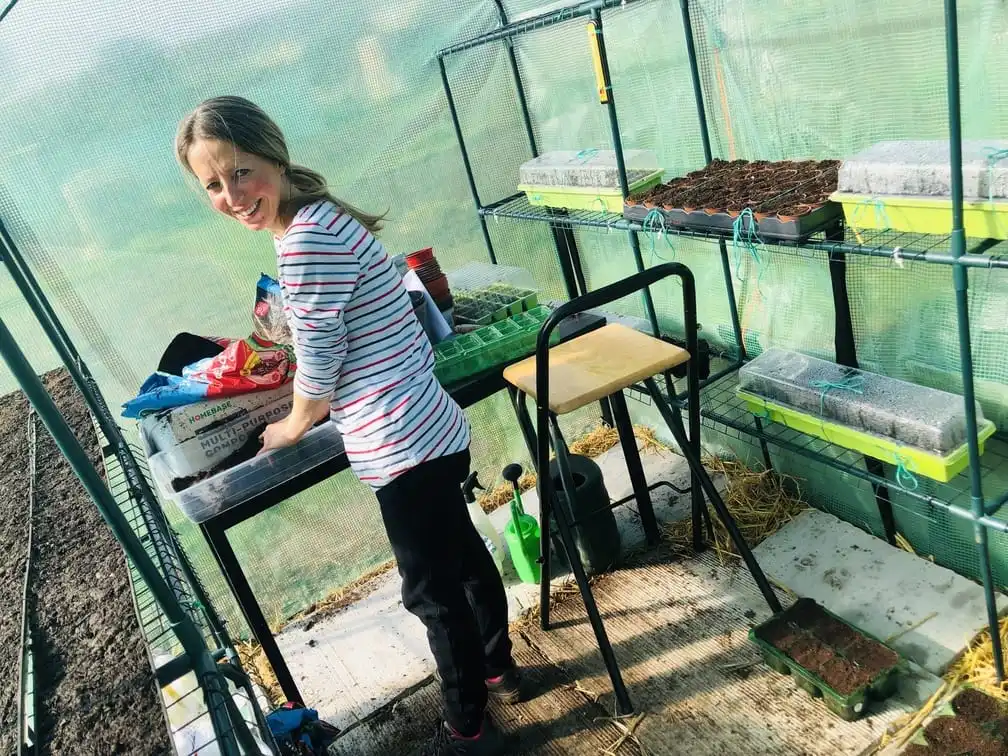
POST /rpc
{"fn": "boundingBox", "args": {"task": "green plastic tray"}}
[434,306,558,386]
[454,287,539,326]
[749,598,904,721]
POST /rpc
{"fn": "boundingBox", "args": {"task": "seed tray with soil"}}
[750,597,903,720]
[625,158,843,241]
[453,286,538,326]
[903,687,1008,755]
[0,369,172,754]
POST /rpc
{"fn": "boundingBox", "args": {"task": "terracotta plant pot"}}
[406,247,435,269]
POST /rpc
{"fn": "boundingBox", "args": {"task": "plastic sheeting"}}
[2,0,1008,627]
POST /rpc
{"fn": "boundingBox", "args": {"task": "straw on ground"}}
[663,457,806,563]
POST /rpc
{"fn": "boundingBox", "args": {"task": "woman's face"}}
[187,139,287,234]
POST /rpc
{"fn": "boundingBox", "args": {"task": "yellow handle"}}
[586,21,609,104]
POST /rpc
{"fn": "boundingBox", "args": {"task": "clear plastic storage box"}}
[738,348,986,454]
[518,149,659,188]
[836,140,1008,200]
[146,421,345,524]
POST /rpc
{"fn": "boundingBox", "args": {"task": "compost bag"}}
[122,335,296,418]
[253,273,293,345]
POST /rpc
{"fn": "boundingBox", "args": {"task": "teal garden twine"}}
[850,197,891,231]
[810,373,919,491]
[642,209,676,261]
[731,208,767,293]
[985,147,1008,206]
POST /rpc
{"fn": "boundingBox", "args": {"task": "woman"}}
[176,96,519,755]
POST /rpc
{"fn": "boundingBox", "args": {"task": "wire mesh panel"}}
[2,0,1008,622]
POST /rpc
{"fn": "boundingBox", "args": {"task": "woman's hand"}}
[257,393,331,456]
[258,416,305,455]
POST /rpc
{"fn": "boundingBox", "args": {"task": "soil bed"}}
[0,390,31,753]
[630,158,840,218]
[903,688,1008,755]
[0,369,172,755]
[757,599,898,695]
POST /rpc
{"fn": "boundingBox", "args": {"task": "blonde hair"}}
[175,96,385,234]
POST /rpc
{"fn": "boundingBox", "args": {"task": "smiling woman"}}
[173,96,522,753]
[174,95,384,236]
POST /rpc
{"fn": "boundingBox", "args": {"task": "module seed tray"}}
[520,169,664,214]
[750,598,904,721]
[434,307,558,385]
[626,158,843,241]
[832,191,1008,240]
[454,287,539,326]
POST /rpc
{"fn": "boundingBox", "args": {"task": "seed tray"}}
[836,140,1008,200]
[750,598,904,721]
[434,306,559,386]
[739,348,990,454]
[832,191,1008,241]
[625,158,841,241]
[454,286,539,326]
[522,170,664,213]
[626,202,842,242]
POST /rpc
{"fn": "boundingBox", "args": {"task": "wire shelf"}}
[438,0,644,57]
[480,193,1008,268]
[699,369,1008,521]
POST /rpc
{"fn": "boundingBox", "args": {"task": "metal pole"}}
[591,8,662,340]
[492,0,588,301]
[438,56,497,264]
[944,0,1004,680]
[0,317,249,755]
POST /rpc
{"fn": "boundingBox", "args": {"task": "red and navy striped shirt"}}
[275,200,470,489]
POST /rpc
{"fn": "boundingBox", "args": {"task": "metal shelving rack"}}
[440,0,1008,679]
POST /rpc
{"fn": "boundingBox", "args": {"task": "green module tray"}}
[738,389,996,483]
[453,285,539,326]
[750,598,905,721]
[434,306,558,386]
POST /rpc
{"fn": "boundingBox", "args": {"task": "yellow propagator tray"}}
[520,169,664,214]
[831,191,1008,240]
[737,389,997,483]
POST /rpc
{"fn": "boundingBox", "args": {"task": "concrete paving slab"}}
[752,508,1005,675]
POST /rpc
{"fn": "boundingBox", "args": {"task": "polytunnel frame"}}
[438,0,1008,680]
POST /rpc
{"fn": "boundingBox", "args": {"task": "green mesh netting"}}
[2,0,1008,633]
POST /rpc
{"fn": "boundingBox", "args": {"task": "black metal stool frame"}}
[527,263,783,715]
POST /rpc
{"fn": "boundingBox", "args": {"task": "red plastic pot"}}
[406,247,435,269]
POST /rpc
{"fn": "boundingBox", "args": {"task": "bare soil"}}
[903,688,1008,755]
[0,369,172,755]
[632,158,840,218]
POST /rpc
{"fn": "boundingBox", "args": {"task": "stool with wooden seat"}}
[503,263,782,715]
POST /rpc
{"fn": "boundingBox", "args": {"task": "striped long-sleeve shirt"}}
[275,199,470,489]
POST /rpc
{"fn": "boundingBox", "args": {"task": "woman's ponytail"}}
[287,164,386,235]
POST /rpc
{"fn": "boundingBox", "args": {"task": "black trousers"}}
[376,449,513,736]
